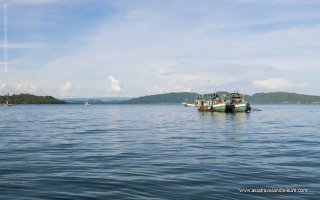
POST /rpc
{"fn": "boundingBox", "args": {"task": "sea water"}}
[0,104,319,199]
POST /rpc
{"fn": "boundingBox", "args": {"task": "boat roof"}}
[229,92,244,97]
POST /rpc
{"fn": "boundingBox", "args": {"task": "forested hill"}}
[0,94,66,104]
[123,92,320,104]
[125,92,198,104]
[246,92,320,103]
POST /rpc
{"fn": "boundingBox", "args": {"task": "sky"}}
[0,0,319,97]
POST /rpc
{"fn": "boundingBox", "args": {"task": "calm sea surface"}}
[0,104,319,199]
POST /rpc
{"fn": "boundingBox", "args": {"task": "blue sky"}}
[0,0,320,97]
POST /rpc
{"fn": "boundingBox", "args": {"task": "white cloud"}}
[107,76,122,94]
[0,82,8,93]
[147,86,167,94]
[147,85,191,95]
[59,82,73,97]
[11,0,320,96]
[252,78,307,90]
[15,83,39,93]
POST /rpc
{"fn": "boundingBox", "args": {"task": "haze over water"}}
[0,104,319,199]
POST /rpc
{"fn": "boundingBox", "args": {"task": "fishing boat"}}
[225,92,251,113]
[195,93,226,112]
[84,101,91,106]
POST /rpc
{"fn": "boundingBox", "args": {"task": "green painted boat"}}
[195,93,226,112]
[225,92,251,113]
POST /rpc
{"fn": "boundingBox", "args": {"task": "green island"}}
[0,94,66,104]
[124,92,199,104]
[245,92,320,104]
[2,92,320,105]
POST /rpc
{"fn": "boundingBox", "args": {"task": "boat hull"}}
[211,103,226,112]
[196,105,211,112]
[226,103,251,113]
[196,103,226,112]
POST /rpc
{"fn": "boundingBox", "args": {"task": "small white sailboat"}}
[182,102,195,107]
[182,98,195,107]
[4,93,13,106]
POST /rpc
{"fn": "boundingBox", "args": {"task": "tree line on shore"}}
[0,94,65,104]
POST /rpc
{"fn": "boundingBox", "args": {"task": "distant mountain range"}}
[3,92,320,104]
[119,92,320,104]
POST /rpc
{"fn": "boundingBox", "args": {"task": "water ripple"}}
[0,104,319,199]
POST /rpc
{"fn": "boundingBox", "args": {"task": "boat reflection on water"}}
[199,111,251,142]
